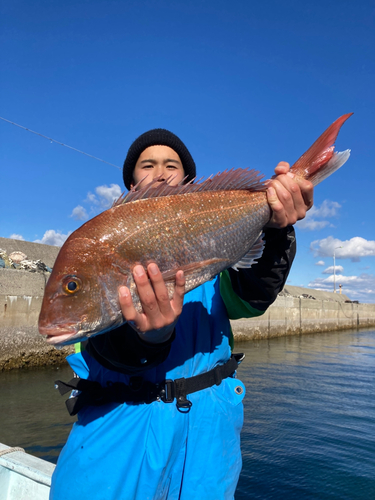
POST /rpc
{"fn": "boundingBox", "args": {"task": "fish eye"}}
[62,276,82,295]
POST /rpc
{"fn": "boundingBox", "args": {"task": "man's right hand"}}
[118,263,185,343]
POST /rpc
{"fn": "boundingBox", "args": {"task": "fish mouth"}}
[39,323,79,345]
[45,331,78,345]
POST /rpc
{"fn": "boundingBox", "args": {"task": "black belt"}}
[55,353,244,415]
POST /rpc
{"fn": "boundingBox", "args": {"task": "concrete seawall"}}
[231,292,375,341]
[0,237,60,268]
[0,239,73,370]
[1,237,375,370]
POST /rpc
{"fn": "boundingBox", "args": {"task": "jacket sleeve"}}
[220,226,296,319]
[86,323,175,375]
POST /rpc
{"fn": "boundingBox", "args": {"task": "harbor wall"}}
[0,238,60,329]
[231,293,375,341]
[1,237,375,369]
[0,237,60,268]
[0,239,72,370]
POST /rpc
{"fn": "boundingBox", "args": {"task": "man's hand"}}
[265,161,314,228]
[118,263,185,343]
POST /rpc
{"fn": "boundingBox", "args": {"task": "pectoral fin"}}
[161,258,227,282]
[231,233,265,271]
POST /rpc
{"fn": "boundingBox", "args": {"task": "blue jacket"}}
[50,227,295,500]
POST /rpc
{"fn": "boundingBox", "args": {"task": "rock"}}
[0,246,52,275]
[0,249,12,268]
[19,259,51,273]
[9,251,28,263]
[0,248,52,274]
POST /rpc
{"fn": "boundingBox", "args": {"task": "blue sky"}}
[1,0,374,302]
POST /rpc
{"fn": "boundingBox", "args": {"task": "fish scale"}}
[38,113,352,345]
[118,190,271,310]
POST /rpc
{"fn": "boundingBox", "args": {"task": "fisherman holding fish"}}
[45,117,351,499]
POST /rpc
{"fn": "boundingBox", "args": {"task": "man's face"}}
[131,145,185,189]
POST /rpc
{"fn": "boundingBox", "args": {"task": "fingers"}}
[118,264,185,333]
[298,178,314,210]
[171,270,186,314]
[266,184,289,228]
[118,284,142,327]
[266,162,314,228]
[142,263,185,330]
[274,162,314,209]
[142,264,171,319]
[273,161,290,176]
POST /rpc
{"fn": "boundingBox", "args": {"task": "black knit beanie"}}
[123,128,196,190]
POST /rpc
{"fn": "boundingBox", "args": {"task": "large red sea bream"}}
[39,114,352,345]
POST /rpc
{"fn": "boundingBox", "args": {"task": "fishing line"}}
[0,116,121,170]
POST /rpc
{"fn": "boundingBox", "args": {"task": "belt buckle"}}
[234,353,245,365]
[159,379,175,403]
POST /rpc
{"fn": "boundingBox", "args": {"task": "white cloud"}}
[315,260,325,266]
[80,184,122,217]
[310,200,341,218]
[9,234,25,241]
[85,192,98,204]
[70,205,88,220]
[297,219,330,230]
[308,273,375,303]
[323,265,344,275]
[311,236,375,262]
[34,230,71,247]
[296,200,341,231]
[95,184,122,208]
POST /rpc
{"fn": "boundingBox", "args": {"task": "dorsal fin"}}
[113,168,265,206]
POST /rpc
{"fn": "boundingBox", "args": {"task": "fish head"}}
[39,236,128,346]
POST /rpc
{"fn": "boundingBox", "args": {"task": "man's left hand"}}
[265,161,314,228]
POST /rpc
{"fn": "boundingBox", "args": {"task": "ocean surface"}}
[1,328,374,499]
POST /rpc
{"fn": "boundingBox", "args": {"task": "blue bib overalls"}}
[50,276,246,500]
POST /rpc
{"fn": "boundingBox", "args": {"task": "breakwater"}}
[0,238,73,370]
[231,289,375,340]
[1,237,375,370]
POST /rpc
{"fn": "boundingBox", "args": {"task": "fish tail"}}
[290,113,353,186]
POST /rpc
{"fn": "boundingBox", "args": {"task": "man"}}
[50,129,312,500]
[118,129,312,339]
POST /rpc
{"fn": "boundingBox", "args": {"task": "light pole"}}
[333,246,342,293]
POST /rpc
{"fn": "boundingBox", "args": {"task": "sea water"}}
[0,328,374,499]
[236,328,375,499]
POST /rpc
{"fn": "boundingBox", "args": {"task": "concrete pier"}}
[0,239,73,370]
[231,288,375,341]
[1,237,375,370]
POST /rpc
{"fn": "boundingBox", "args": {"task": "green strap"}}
[219,269,266,320]
[74,343,83,353]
